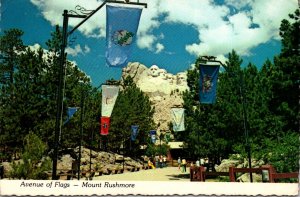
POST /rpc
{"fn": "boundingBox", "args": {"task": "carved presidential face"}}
[148,65,159,77]
[176,72,187,85]
[166,73,174,84]
[158,69,167,80]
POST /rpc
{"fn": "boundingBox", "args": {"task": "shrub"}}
[9,132,51,179]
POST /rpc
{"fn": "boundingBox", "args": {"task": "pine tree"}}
[269,9,300,133]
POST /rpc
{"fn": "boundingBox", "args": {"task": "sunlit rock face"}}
[121,62,189,132]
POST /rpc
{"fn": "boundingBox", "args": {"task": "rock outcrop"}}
[2,147,145,179]
[215,155,265,182]
[121,62,189,137]
[70,146,143,174]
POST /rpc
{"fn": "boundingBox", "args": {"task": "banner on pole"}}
[63,107,78,125]
[149,130,156,144]
[199,63,220,104]
[100,116,110,135]
[131,125,139,141]
[101,85,119,117]
[171,108,185,132]
[106,5,142,67]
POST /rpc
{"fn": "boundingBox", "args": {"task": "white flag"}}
[171,108,185,132]
[101,85,119,117]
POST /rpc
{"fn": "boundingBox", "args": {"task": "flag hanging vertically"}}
[100,116,110,135]
[171,108,185,132]
[63,107,78,125]
[150,130,156,144]
[199,62,220,104]
[106,5,142,67]
[101,85,119,117]
[131,125,139,141]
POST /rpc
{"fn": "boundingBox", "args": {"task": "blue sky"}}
[1,0,298,86]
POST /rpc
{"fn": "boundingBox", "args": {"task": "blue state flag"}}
[149,130,156,144]
[199,63,220,104]
[63,107,78,125]
[131,125,139,141]
[106,5,142,67]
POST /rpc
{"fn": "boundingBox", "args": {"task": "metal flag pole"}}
[77,84,85,180]
[52,0,147,180]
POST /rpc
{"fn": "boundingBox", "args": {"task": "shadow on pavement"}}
[166,173,190,180]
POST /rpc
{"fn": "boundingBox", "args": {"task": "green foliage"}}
[0,28,25,84]
[145,143,169,157]
[10,132,51,179]
[255,132,299,173]
[0,26,93,156]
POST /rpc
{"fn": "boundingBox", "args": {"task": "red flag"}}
[100,116,110,135]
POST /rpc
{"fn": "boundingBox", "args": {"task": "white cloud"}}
[224,0,253,9]
[30,0,106,37]
[137,33,156,49]
[84,45,91,53]
[183,0,297,58]
[66,44,90,56]
[31,0,298,60]
[155,43,164,54]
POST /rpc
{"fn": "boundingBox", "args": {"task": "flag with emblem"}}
[199,62,220,104]
[106,5,142,67]
[100,116,110,135]
[150,130,156,144]
[171,108,185,132]
[131,125,139,141]
[101,85,119,117]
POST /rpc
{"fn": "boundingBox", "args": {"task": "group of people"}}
[147,155,167,169]
[177,157,206,172]
[177,157,187,172]
[146,156,207,172]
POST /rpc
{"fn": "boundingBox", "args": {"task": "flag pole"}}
[78,83,85,180]
[52,10,69,180]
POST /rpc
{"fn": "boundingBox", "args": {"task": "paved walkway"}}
[92,167,190,181]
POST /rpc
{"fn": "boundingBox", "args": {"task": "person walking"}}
[196,158,200,167]
[163,156,167,167]
[159,155,163,168]
[155,155,159,168]
[177,157,181,171]
[182,158,187,172]
[148,159,155,169]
